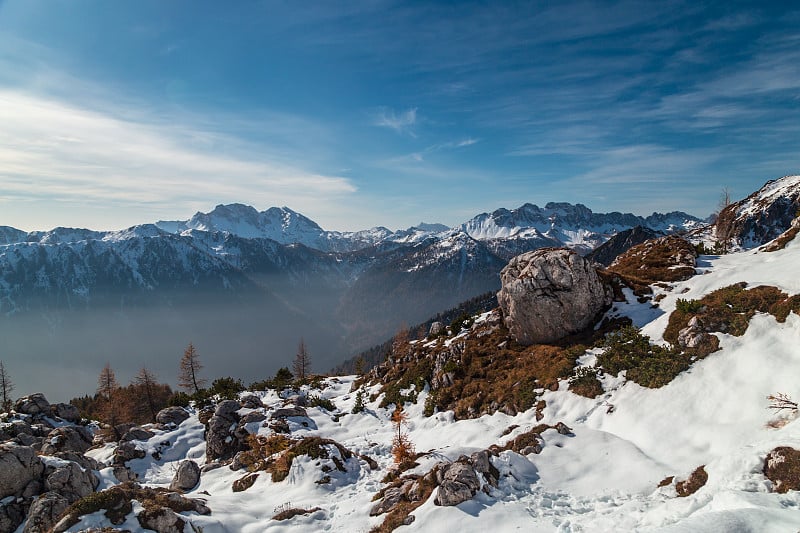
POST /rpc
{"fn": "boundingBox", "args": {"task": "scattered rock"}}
[370,486,404,516]
[206,400,244,461]
[232,473,259,492]
[40,426,93,455]
[270,406,308,419]
[156,407,191,427]
[240,411,266,425]
[497,248,610,345]
[44,461,99,503]
[114,441,146,464]
[50,403,81,423]
[14,393,51,417]
[434,462,480,506]
[113,465,138,483]
[0,500,25,533]
[429,321,444,337]
[121,426,155,442]
[555,422,573,435]
[23,491,70,533]
[239,395,263,409]
[169,461,201,493]
[0,443,44,498]
[764,447,800,493]
[137,505,186,533]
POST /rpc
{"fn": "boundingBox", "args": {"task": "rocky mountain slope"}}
[3,205,800,532]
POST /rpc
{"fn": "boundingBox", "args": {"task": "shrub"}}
[569,367,604,398]
[308,394,335,412]
[598,326,691,388]
[168,392,191,408]
[208,377,245,400]
[351,388,367,414]
[675,298,703,314]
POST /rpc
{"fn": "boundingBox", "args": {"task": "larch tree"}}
[391,403,415,465]
[0,361,14,413]
[179,342,206,394]
[133,367,160,422]
[293,339,311,383]
[97,363,122,440]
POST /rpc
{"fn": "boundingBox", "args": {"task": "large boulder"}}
[169,460,201,492]
[43,461,99,503]
[206,400,243,461]
[40,426,93,455]
[50,403,81,423]
[0,500,25,533]
[14,394,51,417]
[156,407,190,426]
[497,248,609,345]
[0,443,44,498]
[137,506,186,533]
[23,492,70,533]
[434,462,481,506]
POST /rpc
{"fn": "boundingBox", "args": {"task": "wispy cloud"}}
[374,107,418,136]
[0,89,356,227]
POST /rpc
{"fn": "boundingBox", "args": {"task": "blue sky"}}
[0,1,798,232]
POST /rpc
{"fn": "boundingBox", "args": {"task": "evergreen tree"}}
[133,367,160,422]
[0,361,14,413]
[179,342,207,394]
[97,363,122,439]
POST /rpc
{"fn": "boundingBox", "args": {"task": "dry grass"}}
[606,235,697,294]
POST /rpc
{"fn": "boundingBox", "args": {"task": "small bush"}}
[351,388,367,414]
[208,377,245,400]
[675,298,703,314]
[598,326,691,388]
[168,392,191,408]
[569,367,604,398]
[308,394,335,412]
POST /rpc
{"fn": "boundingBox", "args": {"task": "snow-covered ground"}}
[72,236,800,532]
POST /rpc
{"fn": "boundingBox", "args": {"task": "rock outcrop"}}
[40,426,93,455]
[170,460,201,492]
[156,407,191,427]
[0,443,44,498]
[206,400,243,461]
[497,248,609,345]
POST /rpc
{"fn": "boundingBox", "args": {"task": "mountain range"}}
[0,199,712,399]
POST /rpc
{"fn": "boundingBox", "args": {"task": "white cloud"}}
[374,107,417,135]
[0,90,357,224]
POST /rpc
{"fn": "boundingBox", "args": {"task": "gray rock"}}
[369,486,404,516]
[14,394,50,416]
[429,321,444,337]
[215,400,241,419]
[206,401,243,461]
[169,460,201,492]
[497,248,610,345]
[44,461,98,503]
[113,465,137,483]
[114,441,146,464]
[54,452,98,472]
[156,407,191,426]
[0,443,44,498]
[40,426,93,455]
[677,316,710,349]
[50,403,80,423]
[434,462,481,506]
[240,411,266,425]
[121,426,155,442]
[271,406,308,419]
[0,500,25,533]
[555,422,573,435]
[239,394,263,409]
[23,492,69,533]
[137,506,186,533]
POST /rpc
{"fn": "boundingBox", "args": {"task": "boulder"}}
[50,403,81,423]
[271,406,308,419]
[434,462,481,506]
[113,465,138,483]
[169,460,201,492]
[23,492,69,533]
[0,443,44,498]
[114,441,146,464]
[137,506,186,533]
[497,248,609,345]
[369,486,404,516]
[239,394,263,409]
[40,426,93,455]
[206,400,243,461]
[0,500,25,533]
[121,427,155,442]
[429,321,444,337]
[43,461,99,503]
[14,394,50,416]
[156,407,191,426]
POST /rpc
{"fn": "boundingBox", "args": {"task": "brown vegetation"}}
[764,447,800,493]
[606,236,697,294]
[675,465,708,497]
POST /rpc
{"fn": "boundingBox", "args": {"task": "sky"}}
[0,0,799,232]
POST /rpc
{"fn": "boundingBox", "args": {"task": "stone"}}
[14,394,51,416]
[0,500,25,533]
[113,465,137,483]
[240,411,266,425]
[156,406,191,426]
[114,441,146,464]
[44,461,99,503]
[270,406,307,419]
[40,426,93,455]
[497,248,609,345]
[429,321,444,337]
[50,403,81,423]
[369,486,404,516]
[434,462,481,506]
[0,443,44,498]
[206,400,243,461]
[121,427,155,442]
[239,394,263,409]
[470,450,499,486]
[555,422,573,435]
[232,473,258,492]
[54,452,98,472]
[169,460,201,492]
[137,506,186,533]
[23,492,70,533]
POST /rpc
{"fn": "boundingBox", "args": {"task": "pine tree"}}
[97,363,122,440]
[391,403,415,465]
[293,339,311,383]
[0,361,14,413]
[133,367,160,422]
[179,342,206,394]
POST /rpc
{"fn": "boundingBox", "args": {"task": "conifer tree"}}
[293,339,311,382]
[133,367,160,422]
[0,361,14,413]
[391,403,415,465]
[97,363,122,439]
[179,342,206,394]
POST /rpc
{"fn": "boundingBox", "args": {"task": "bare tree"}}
[133,367,160,422]
[0,361,14,413]
[97,363,122,439]
[293,339,311,382]
[179,342,206,394]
